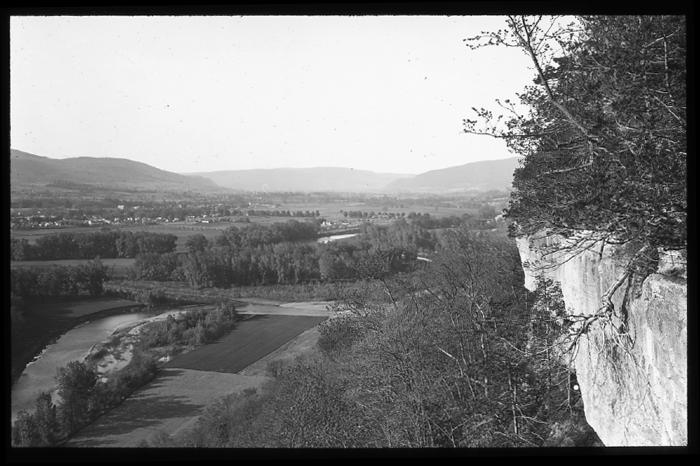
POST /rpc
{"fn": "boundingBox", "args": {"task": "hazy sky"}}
[11,16,535,174]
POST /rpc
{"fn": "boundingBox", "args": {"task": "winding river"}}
[316,233,359,244]
[11,312,152,422]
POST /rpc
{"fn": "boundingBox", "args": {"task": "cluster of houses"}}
[9,211,175,230]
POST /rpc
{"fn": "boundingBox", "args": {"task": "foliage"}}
[317,315,368,358]
[56,360,99,433]
[106,349,159,397]
[465,15,686,250]
[32,392,60,446]
[132,252,181,281]
[12,392,60,447]
[11,230,177,261]
[10,259,108,298]
[163,229,590,448]
[12,411,40,447]
[137,302,237,349]
[12,352,161,447]
[125,218,443,289]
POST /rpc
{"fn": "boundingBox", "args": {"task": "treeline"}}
[130,220,429,288]
[137,303,237,349]
[406,212,498,229]
[242,209,320,218]
[11,230,177,261]
[11,259,108,298]
[12,352,159,447]
[341,210,403,219]
[144,230,599,447]
[214,220,320,248]
[103,279,389,308]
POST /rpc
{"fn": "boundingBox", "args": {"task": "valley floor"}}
[65,302,331,447]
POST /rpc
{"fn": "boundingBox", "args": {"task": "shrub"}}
[317,316,367,357]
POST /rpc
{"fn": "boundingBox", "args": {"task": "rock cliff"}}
[517,232,687,446]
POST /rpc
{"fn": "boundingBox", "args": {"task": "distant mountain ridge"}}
[10,149,219,192]
[10,149,520,194]
[385,157,521,193]
[188,167,412,193]
[193,158,521,193]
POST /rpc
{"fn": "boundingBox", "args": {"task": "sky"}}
[11,16,535,175]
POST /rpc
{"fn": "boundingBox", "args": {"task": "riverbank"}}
[11,311,156,422]
[67,303,330,447]
[85,305,215,379]
[11,297,145,385]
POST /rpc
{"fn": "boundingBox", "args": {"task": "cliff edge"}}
[517,232,687,446]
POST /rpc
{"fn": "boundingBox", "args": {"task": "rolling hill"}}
[10,149,521,194]
[385,157,521,193]
[189,167,412,193]
[10,149,220,193]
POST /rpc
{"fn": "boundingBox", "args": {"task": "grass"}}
[165,314,327,373]
[67,369,269,447]
[239,326,322,377]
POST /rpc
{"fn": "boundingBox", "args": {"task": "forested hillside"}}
[143,229,598,447]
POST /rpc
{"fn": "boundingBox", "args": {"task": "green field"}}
[166,314,327,373]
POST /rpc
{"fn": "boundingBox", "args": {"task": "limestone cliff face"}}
[517,233,687,446]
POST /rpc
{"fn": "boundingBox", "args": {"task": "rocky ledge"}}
[517,232,687,446]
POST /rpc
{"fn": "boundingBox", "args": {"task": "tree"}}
[33,392,60,446]
[185,234,209,253]
[80,258,108,295]
[464,15,686,250]
[11,238,34,261]
[56,361,98,432]
[12,411,39,447]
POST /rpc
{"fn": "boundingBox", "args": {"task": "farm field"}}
[67,369,269,447]
[165,314,327,373]
[239,326,322,377]
[66,308,329,447]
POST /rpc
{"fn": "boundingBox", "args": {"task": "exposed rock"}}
[517,233,687,446]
